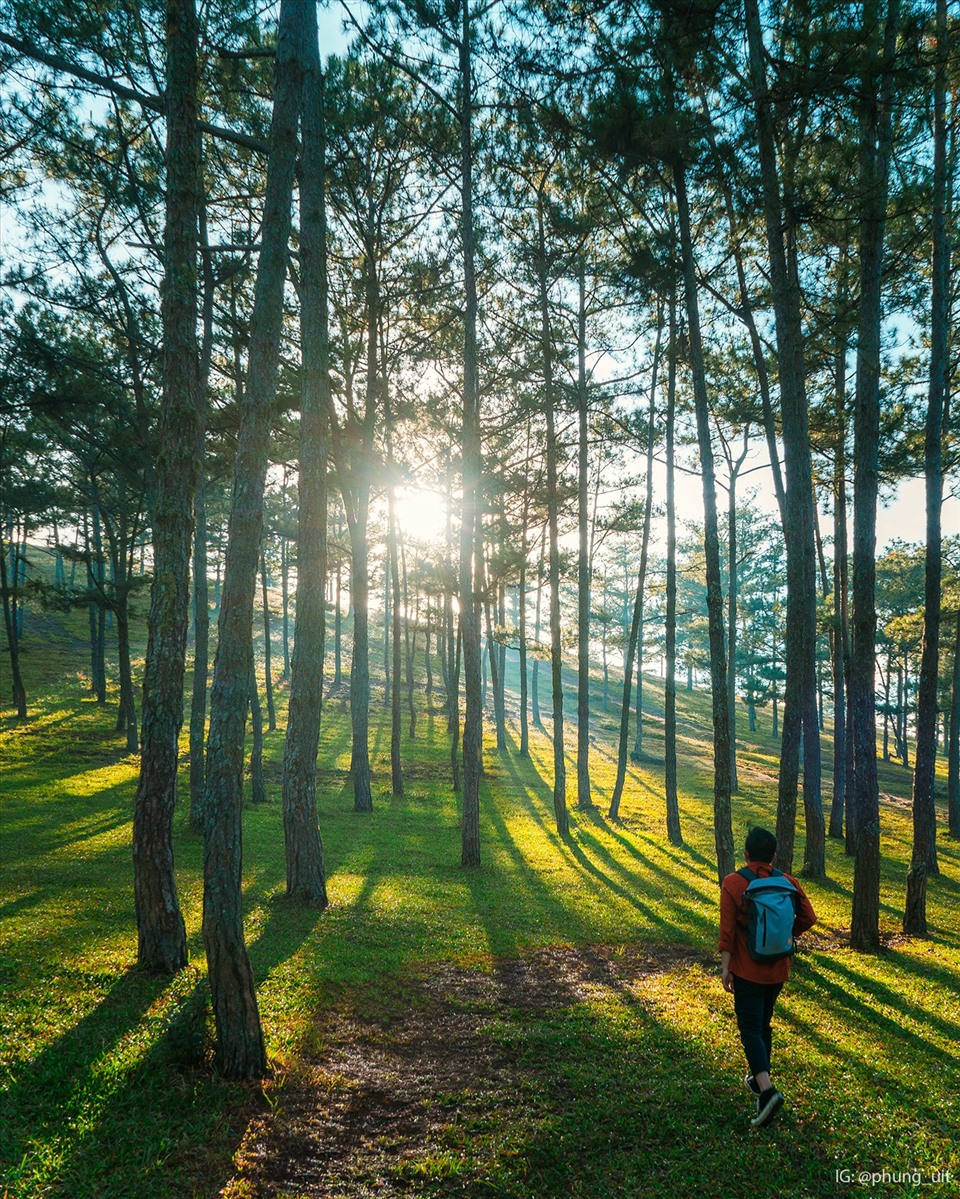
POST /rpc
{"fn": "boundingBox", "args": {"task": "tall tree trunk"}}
[663,295,682,845]
[576,267,592,808]
[609,320,660,819]
[388,474,404,795]
[850,0,898,952]
[282,32,328,907]
[532,530,545,728]
[347,514,372,811]
[188,197,214,833]
[203,0,306,1078]
[905,0,948,932]
[260,549,276,731]
[334,559,343,687]
[280,533,291,679]
[90,508,108,703]
[327,245,378,815]
[405,543,418,737]
[444,483,456,730]
[0,520,26,718]
[459,0,483,867]
[948,611,960,837]
[451,620,462,793]
[632,619,643,756]
[519,434,531,757]
[882,658,892,759]
[484,575,507,749]
[673,159,733,882]
[744,0,823,879]
[537,194,568,837]
[190,475,209,832]
[248,660,266,805]
[115,595,139,752]
[384,551,391,707]
[498,578,506,715]
[725,428,749,796]
[829,312,850,841]
[425,599,434,703]
[132,0,201,972]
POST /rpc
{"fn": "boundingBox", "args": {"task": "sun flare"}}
[393,486,450,545]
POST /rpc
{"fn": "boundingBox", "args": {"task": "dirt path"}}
[220,944,713,1198]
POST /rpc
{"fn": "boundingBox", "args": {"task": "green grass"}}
[1,591,959,1198]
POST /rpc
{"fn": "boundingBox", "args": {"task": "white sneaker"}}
[750,1088,784,1128]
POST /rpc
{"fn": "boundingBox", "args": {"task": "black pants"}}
[733,975,783,1078]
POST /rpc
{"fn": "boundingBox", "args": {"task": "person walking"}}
[720,826,817,1127]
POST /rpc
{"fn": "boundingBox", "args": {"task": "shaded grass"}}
[1,605,959,1197]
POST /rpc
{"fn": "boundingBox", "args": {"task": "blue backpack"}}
[738,868,799,963]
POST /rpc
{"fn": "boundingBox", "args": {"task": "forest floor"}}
[2,591,959,1199]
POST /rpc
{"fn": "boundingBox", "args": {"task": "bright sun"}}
[393,486,450,545]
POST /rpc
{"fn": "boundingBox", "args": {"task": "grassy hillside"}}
[1,577,958,1198]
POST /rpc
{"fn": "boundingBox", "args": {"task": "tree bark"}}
[248,660,267,805]
[282,29,328,907]
[87,506,107,703]
[203,0,307,1078]
[483,556,507,751]
[537,194,568,837]
[0,520,27,718]
[664,296,682,845]
[609,319,660,820]
[532,530,545,728]
[743,0,823,879]
[904,0,948,933]
[188,200,214,833]
[724,427,750,796]
[850,0,898,952]
[260,549,276,731]
[405,542,418,738]
[281,532,291,679]
[132,0,201,972]
[334,559,343,686]
[519,425,531,756]
[388,473,404,794]
[189,473,209,833]
[632,616,643,755]
[347,515,372,810]
[576,267,592,809]
[948,611,960,838]
[674,160,733,882]
[384,550,392,708]
[829,307,850,841]
[459,0,483,867]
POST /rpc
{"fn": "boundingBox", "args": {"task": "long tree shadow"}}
[0,967,173,1191]
[8,969,257,1199]
[496,732,720,945]
[588,806,717,885]
[485,744,709,949]
[807,952,960,1048]
[570,821,717,939]
[775,979,949,1123]
[464,790,599,958]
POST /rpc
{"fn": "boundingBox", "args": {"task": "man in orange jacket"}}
[719,826,817,1128]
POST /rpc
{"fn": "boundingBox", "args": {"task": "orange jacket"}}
[719,860,817,984]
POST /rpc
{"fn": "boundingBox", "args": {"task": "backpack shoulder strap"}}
[737,867,757,883]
